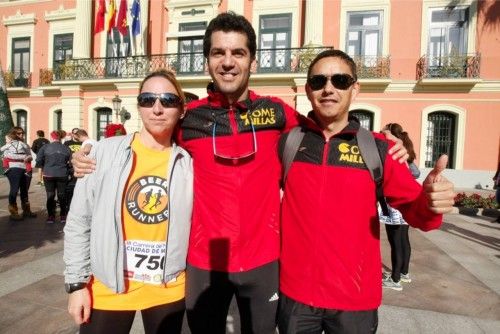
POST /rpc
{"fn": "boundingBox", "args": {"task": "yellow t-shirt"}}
[92,135,185,310]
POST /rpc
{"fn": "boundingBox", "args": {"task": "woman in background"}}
[35,130,72,224]
[1,126,36,220]
[380,123,420,291]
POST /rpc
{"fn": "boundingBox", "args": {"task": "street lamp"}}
[112,95,122,123]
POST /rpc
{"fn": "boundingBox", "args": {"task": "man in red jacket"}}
[277,49,455,333]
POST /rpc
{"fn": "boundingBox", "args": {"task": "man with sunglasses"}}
[277,49,455,333]
[71,13,409,333]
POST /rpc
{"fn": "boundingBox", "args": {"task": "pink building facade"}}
[1,0,499,188]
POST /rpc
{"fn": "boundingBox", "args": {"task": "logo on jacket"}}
[241,108,276,126]
[338,143,364,164]
[125,176,169,224]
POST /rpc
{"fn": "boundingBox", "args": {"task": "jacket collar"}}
[206,82,258,111]
[304,111,361,137]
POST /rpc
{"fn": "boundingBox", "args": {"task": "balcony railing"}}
[352,55,391,79]
[417,53,481,79]
[3,71,32,88]
[46,47,333,82]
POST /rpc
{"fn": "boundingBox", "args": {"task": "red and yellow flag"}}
[106,0,117,34]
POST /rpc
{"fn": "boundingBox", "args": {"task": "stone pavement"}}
[0,177,499,333]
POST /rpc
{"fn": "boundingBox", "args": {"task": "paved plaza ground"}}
[0,177,499,333]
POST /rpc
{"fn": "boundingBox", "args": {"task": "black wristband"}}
[65,282,87,294]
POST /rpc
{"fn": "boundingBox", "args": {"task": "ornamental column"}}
[73,0,92,58]
[303,0,324,47]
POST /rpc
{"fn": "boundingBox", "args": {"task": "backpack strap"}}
[282,126,305,183]
[356,127,389,216]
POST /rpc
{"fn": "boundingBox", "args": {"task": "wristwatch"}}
[65,282,87,294]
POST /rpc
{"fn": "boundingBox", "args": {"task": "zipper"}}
[163,150,181,282]
[228,105,239,135]
[115,145,133,293]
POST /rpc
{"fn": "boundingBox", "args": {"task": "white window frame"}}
[339,0,390,57]
[420,104,466,169]
[420,0,477,56]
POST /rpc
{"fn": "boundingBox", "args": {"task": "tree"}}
[0,60,15,174]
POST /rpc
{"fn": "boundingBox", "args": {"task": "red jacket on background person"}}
[278,117,442,311]
[177,88,300,272]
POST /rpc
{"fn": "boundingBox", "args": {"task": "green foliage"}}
[0,63,15,174]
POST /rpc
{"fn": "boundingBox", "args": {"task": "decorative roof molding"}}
[45,5,76,22]
[3,10,36,26]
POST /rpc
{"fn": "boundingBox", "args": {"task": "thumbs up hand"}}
[423,154,456,214]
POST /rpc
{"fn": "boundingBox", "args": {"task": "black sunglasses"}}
[307,74,356,91]
[137,92,182,108]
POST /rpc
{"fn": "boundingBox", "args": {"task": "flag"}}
[131,0,141,36]
[116,0,128,36]
[94,0,106,34]
[106,0,117,34]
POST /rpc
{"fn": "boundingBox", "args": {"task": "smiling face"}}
[207,30,256,104]
[138,76,184,144]
[306,56,360,136]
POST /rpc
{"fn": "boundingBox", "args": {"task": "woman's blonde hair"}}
[139,69,186,105]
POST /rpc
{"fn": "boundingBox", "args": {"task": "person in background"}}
[277,50,455,333]
[74,129,96,152]
[65,128,82,152]
[64,128,82,215]
[31,130,50,185]
[1,126,37,220]
[379,122,420,291]
[64,69,192,334]
[36,130,72,224]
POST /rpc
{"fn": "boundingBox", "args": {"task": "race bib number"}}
[124,240,166,285]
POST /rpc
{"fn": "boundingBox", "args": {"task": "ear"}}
[179,105,187,119]
[305,83,313,102]
[350,81,360,102]
[250,58,257,73]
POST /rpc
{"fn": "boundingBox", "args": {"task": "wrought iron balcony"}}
[2,70,32,88]
[352,55,391,79]
[417,53,480,79]
[47,47,333,82]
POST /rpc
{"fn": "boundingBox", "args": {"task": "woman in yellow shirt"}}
[64,69,193,334]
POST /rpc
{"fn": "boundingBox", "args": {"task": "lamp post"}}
[112,94,122,123]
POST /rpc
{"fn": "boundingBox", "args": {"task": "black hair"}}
[307,49,357,81]
[36,130,45,137]
[203,11,256,59]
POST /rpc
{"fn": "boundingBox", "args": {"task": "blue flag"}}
[131,0,141,36]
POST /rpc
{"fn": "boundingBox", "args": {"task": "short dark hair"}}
[307,49,358,81]
[75,129,88,137]
[36,130,45,137]
[203,11,256,59]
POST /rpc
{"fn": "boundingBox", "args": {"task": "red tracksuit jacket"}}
[278,118,442,310]
[177,89,300,272]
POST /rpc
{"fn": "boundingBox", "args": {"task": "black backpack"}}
[282,126,389,216]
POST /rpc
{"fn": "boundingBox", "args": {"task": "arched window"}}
[15,110,27,132]
[54,109,62,130]
[425,112,456,168]
[96,107,113,140]
[349,110,374,130]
